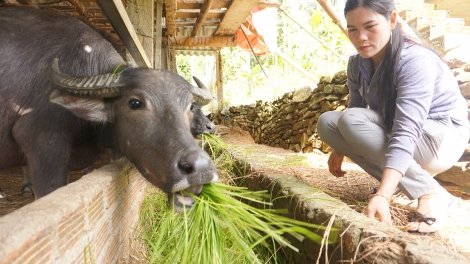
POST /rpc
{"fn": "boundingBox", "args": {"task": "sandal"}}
[404,186,453,235]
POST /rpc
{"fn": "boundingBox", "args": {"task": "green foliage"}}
[140,134,340,263]
[176,56,192,83]
[140,183,338,264]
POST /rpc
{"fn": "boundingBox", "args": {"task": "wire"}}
[239,27,280,93]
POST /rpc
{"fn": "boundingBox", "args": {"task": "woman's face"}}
[346,6,396,68]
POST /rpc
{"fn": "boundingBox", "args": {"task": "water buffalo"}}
[9,75,217,201]
[190,76,217,138]
[0,6,218,211]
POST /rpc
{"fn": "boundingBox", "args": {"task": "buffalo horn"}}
[190,76,213,106]
[49,58,124,99]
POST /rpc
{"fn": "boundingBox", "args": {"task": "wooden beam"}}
[213,0,259,36]
[154,0,163,69]
[165,0,177,36]
[175,9,225,19]
[66,0,92,19]
[174,19,220,26]
[166,35,236,47]
[216,50,223,111]
[176,0,232,10]
[191,0,214,36]
[257,0,280,8]
[95,0,152,68]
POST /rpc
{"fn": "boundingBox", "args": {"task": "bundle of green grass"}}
[140,182,338,264]
[139,135,338,263]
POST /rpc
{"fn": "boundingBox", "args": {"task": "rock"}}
[460,82,470,99]
[323,84,334,94]
[443,47,470,69]
[464,63,470,72]
[453,68,464,76]
[320,75,333,84]
[324,95,340,101]
[310,93,326,107]
[289,134,302,144]
[334,84,349,94]
[321,142,331,153]
[321,101,332,112]
[282,130,291,140]
[332,70,347,84]
[300,133,308,149]
[302,146,314,153]
[455,72,470,84]
[289,144,301,152]
[292,86,313,102]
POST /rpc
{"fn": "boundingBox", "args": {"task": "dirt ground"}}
[217,126,470,261]
[0,166,95,217]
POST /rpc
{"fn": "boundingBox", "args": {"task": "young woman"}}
[317,0,469,234]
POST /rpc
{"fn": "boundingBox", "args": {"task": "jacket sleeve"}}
[385,50,437,174]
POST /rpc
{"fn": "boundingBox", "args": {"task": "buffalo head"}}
[48,58,218,212]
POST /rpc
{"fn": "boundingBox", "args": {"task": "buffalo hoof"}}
[21,185,34,198]
[0,189,10,203]
[80,168,89,176]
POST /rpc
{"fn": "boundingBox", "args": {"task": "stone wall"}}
[212,60,470,153]
[447,50,470,119]
[212,70,349,153]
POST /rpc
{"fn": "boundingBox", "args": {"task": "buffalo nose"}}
[178,150,217,184]
[206,123,216,133]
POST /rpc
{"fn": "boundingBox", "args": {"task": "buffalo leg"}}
[21,166,34,197]
[12,118,69,199]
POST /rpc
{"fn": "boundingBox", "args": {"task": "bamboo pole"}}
[275,50,319,84]
[279,8,347,63]
[316,0,347,35]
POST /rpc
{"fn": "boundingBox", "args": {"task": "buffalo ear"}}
[49,90,109,122]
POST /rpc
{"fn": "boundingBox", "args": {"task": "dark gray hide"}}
[0,7,218,211]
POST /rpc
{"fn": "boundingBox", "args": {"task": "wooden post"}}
[154,0,163,69]
[216,50,224,112]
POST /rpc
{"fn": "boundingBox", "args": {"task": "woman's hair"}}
[345,0,404,132]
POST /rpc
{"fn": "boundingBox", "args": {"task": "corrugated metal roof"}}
[173,47,218,56]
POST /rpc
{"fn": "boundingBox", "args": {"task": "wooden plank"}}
[176,0,231,10]
[165,0,177,35]
[154,0,163,69]
[95,0,152,67]
[165,35,236,47]
[175,9,225,19]
[213,0,259,36]
[191,0,215,36]
[174,19,220,26]
[216,50,223,111]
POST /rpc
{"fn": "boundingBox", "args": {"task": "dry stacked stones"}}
[213,70,349,153]
[212,62,470,153]
[447,49,470,120]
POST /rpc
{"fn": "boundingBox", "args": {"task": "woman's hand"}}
[367,195,392,226]
[327,149,346,177]
[367,168,403,226]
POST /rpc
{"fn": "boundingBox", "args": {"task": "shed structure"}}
[2,0,280,111]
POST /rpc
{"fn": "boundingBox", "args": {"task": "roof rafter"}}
[191,0,214,36]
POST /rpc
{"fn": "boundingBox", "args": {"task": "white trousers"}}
[317,108,469,199]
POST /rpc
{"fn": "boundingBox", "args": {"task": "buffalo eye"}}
[190,102,196,111]
[128,99,143,110]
